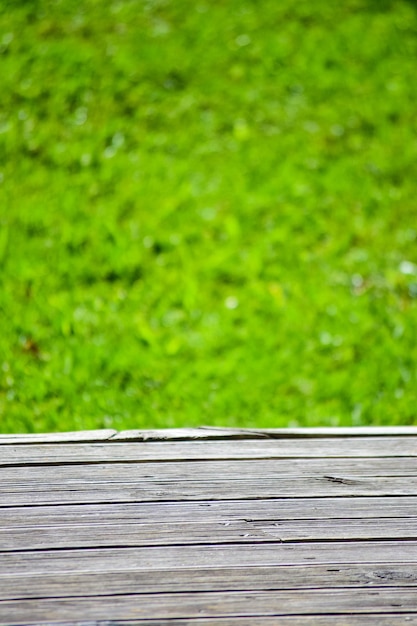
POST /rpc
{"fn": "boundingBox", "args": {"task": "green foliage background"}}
[1,0,417,432]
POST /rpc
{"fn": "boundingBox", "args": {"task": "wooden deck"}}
[1,427,417,625]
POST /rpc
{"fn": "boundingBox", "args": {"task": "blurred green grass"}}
[1,0,417,432]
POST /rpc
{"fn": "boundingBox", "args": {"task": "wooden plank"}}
[253,518,417,542]
[3,542,417,574]
[3,517,417,551]
[0,427,270,445]
[223,426,417,438]
[8,515,417,552]
[0,520,269,551]
[2,437,417,467]
[3,426,416,446]
[188,426,417,439]
[72,617,416,626]
[1,457,416,483]
[1,589,417,624]
[1,475,416,506]
[0,429,116,445]
[1,563,417,601]
[108,426,417,441]
[2,497,417,527]
[109,428,270,441]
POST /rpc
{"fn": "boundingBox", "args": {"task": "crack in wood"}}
[323,475,361,485]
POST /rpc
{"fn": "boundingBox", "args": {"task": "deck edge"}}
[1,425,417,444]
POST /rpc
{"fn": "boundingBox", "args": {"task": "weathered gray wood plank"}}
[2,437,417,467]
[0,520,268,551]
[2,427,417,446]
[1,589,417,624]
[3,517,417,551]
[1,476,416,506]
[0,430,116,445]
[109,428,269,441]
[68,617,414,625]
[253,518,417,542]
[0,428,251,445]
[1,564,416,601]
[2,497,417,527]
[110,426,417,442]
[3,541,417,575]
[220,426,417,438]
[2,457,416,482]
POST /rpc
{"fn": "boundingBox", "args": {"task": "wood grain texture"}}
[2,429,417,625]
[2,437,417,467]
[29,619,417,626]
[1,563,417,601]
[2,589,417,624]
[2,476,416,507]
[59,618,415,626]
[2,456,417,480]
[3,517,417,551]
[3,541,417,575]
[2,426,417,445]
[0,429,116,445]
[2,496,417,526]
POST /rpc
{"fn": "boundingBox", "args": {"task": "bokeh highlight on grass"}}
[1,0,417,432]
